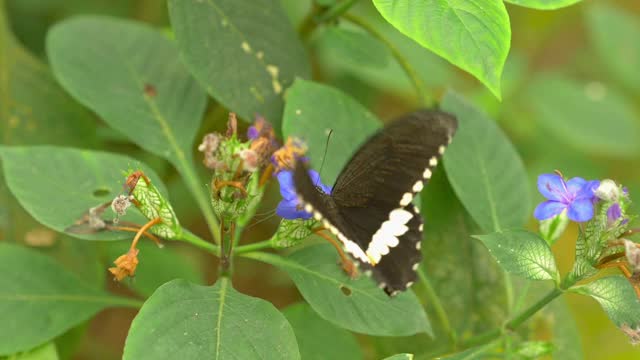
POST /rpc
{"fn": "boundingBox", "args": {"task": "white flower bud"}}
[239,149,259,172]
[595,179,620,201]
[625,239,640,273]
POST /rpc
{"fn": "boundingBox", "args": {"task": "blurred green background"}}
[1,0,639,359]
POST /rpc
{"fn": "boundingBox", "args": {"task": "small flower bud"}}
[238,149,259,172]
[595,179,620,201]
[625,239,640,273]
[108,248,139,281]
[198,133,221,154]
[111,194,132,219]
[620,324,640,346]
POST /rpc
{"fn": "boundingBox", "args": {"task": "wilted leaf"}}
[0,146,167,240]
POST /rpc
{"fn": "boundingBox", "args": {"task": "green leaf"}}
[106,241,204,297]
[314,27,390,69]
[282,302,363,360]
[473,230,559,282]
[282,79,381,183]
[442,91,530,232]
[123,278,300,360]
[7,342,58,360]
[504,0,581,10]
[586,4,640,93]
[0,146,167,241]
[539,211,569,246]
[0,244,138,355]
[526,74,640,156]
[372,0,510,98]
[516,340,554,359]
[168,0,310,128]
[570,276,640,327]
[46,16,207,168]
[383,355,413,360]
[245,245,431,336]
[435,342,496,359]
[420,169,508,339]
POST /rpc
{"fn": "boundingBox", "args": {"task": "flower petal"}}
[575,180,600,200]
[537,174,567,202]
[307,170,332,194]
[276,199,311,220]
[565,177,587,198]
[534,201,567,220]
[567,199,595,222]
[607,203,622,222]
[277,171,297,200]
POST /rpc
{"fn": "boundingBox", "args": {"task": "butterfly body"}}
[294,110,457,296]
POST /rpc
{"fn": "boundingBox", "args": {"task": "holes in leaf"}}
[339,285,352,296]
[92,187,111,198]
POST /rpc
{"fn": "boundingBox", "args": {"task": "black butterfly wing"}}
[294,109,457,295]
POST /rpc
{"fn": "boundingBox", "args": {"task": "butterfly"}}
[293,109,458,296]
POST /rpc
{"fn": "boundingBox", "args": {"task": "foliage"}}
[1,0,640,359]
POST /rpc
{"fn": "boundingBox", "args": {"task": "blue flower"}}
[276,170,331,220]
[534,173,600,222]
[607,203,622,223]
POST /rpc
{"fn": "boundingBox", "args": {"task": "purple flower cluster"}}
[534,174,600,222]
[276,170,331,220]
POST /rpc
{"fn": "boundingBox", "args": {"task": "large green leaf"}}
[245,245,431,336]
[282,79,381,184]
[106,241,204,297]
[504,0,581,9]
[0,146,167,240]
[383,355,413,360]
[372,0,510,99]
[526,74,639,156]
[473,230,559,282]
[570,276,640,327]
[586,4,640,93]
[123,278,300,359]
[442,91,530,233]
[282,302,363,360]
[46,16,206,169]
[421,169,508,340]
[168,0,310,128]
[313,27,390,69]
[7,342,58,360]
[0,244,139,355]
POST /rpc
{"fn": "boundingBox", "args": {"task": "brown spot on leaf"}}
[144,83,157,97]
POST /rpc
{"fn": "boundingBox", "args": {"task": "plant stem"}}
[461,288,563,348]
[234,238,274,255]
[175,161,221,244]
[179,228,219,256]
[417,267,457,349]
[317,0,361,22]
[342,13,433,107]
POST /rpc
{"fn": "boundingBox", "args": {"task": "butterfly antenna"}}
[316,129,333,186]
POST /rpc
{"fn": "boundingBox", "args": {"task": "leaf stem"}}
[234,238,274,255]
[417,267,457,349]
[174,161,221,244]
[178,228,220,256]
[317,0,361,22]
[461,287,563,348]
[342,13,433,107]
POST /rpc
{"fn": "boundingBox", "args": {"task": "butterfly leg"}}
[596,258,640,299]
[314,229,358,279]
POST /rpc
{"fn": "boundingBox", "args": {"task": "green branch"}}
[234,238,274,255]
[178,227,220,256]
[342,13,433,107]
[461,287,563,348]
[417,267,457,349]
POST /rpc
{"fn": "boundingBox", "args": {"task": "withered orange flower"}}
[108,248,140,281]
